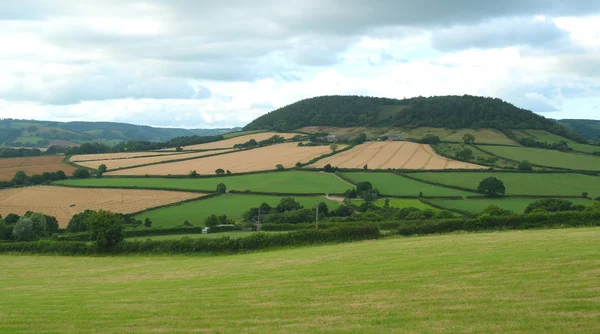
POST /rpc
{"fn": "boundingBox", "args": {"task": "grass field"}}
[478,145,600,171]
[125,231,286,241]
[434,143,517,168]
[2,228,599,332]
[342,172,479,197]
[135,194,340,228]
[515,129,600,154]
[55,171,349,194]
[373,198,440,211]
[410,172,600,198]
[429,198,594,214]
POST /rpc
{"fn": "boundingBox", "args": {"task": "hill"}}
[244,95,581,140]
[0,119,241,148]
[557,119,600,142]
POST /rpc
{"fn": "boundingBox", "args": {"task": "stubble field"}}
[70,151,185,162]
[0,156,76,181]
[160,132,301,151]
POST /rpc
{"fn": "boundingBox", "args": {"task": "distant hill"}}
[0,119,241,148]
[556,119,600,142]
[244,95,581,141]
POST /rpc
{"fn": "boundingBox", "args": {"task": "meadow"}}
[410,172,600,198]
[1,228,599,332]
[341,172,479,197]
[428,198,594,214]
[135,194,340,228]
[478,145,600,171]
[514,129,600,154]
[373,198,439,211]
[55,171,349,194]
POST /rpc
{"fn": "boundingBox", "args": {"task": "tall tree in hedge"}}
[67,210,95,232]
[97,164,107,177]
[477,177,506,197]
[88,210,124,250]
[462,133,475,144]
[276,197,303,213]
[12,213,48,241]
[73,167,90,179]
[518,160,533,171]
[455,148,473,161]
[216,183,227,194]
[524,199,578,213]
[44,215,59,234]
[329,143,339,152]
[205,214,219,228]
[215,168,225,175]
[4,213,20,224]
[11,171,29,185]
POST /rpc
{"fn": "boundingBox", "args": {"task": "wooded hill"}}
[557,119,600,142]
[244,95,583,141]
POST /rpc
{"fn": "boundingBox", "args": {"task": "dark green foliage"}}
[276,164,285,171]
[276,197,304,213]
[264,208,314,224]
[205,214,234,227]
[215,168,225,175]
[175,146,183,152]
[463,133,475,144]
[88,210,125,250]
[317,202,329,216]
[98,164,107,173]
[324,164,336,172]
[216,183,227,194]
[44,215,59,234]
[481,205,514,216]
[582,192,589,198]
[4,213,20,224]
[352,133,367,145]
[524,199,582,213]
[455,148,473,161]
[11,171,29,185]
[189,170,199,178]
[417,134,441,145]
[67,210,95,233]
[72,167,90,179]
[557,119,600,142]
[144,218,152,228]
[12,213,48,241]
[518,160,533,171]
[478,177,506,196]
[356,181,373,193]
[517,138,572,152]
[0,147,43,158]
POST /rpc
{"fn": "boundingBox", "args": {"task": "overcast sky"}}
[1,0,599,128]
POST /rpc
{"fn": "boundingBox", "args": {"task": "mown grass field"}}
[373,198,440,211]
[342,172,479,197]
[410,172,600,198]
[478,145,600,171]
[55,171,349,194]
[1,228,599,332]
[429,198,594,214]
[135,194,340,228]
[125,231,286,241]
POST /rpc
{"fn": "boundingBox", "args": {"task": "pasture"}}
[135,194,340,228]
[341,172,479,197]
[428,198,594,214]
[373,198,440,211]
[125,231,286,241]
[0,186,203,227]
[0,156,75,181]
[161,132,300,151]
[410,172,600,198]
[107,143,331,176]
[2,228,599,332]
[310,141,484,170]
[515,129,600,154]
[55,171,349,194]
[478,145,600,171]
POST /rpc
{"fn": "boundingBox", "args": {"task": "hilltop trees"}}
[478,177,506,197]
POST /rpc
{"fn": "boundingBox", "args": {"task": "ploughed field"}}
[0,156,75,181]
[159,132,301,151]
[310,141,484,170]
[107,143,331,176]
[2,228,599,332]
[0,186,203,227]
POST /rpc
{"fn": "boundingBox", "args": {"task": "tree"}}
[4,213,20,224]
[481,205,513,216]
[12,214,48,241]
[356,181,373,193]
[582,192,589,198]
[363,164,368,170]
[11,171,29,185]
[420,134,440,145]
[329,143,339,152]
[455,148,473,161]
[216,183,227,194]
[316,202,329,216]
[29,174,45,184]
[295,162,302,168]
[44,214,59,234]
[98,164,107,173]
[518,160,533,171]
[276,164,285,171]
[477,177,506,197]
[215,168,225,175]
[333,205,352,217]
[205,214,219,228]
[352,133,367,145]
[324,163,335,172]
[88,210,124,250]
[73,167,90,179]
[67,210,95,233]
[144,218,152,228]
[226,170,232,175]
[55,170,67,180]
[462,133,475,144]
[175,146,183,152]
[276,197,303,213]
[524,199,581,213]
[189,170,198,178]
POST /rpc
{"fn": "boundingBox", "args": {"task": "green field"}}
[135,194,340,228]
[374,198,440,211]
[478,145,600,171]
[2,228,599,332]
[515,129,600,154]
[341,172,479,197]
[434,143,517,168]
[222,130,266,139]
[54,171,349,194]
[126,231,286,241]
[410,172,600,198]
[429,198,594,214]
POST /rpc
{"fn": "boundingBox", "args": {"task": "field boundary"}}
[397,173,482,195]
[299,144,356,167]
[228,190,327,197]
[418,198,471,215]
[51,183,215,194]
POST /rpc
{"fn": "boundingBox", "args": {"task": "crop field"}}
[373,198,440,211]
[222,130,266,139]
[341,172,479,197]
[409,172,600,198]
[73,149,233,170]
[477,145,600,171]
[428,198,594,214]
[160,132,301,151]
[0,186,203,227]
[311,141,484,170]
[55,171,349,194]
[0,156,76,181]
[2,228,599,332]
[70,151,184,162]
[135,194,340,228]
[107,143,331,176]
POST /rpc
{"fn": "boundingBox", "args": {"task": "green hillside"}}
[557,119,600,142]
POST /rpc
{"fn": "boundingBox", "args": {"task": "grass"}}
[222,130,266,139]
[428,198,594,214]
[54,171,349,194]
[434,143,516,168]
[1,228,599,332]
[125,231,286,241]
[373,198,440,211]
[341,172,479,197]
[409,172,600,198]
[515,129,600,154]
[478,145,600,171]
[135,194,340,228]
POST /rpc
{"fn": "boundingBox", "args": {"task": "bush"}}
[189,170,198,178]
[518,160,533,171]
[73,167,90,179]
[215,168,225,175]
[524,199,581,214]
[88,210,125,250]
[276,164,285,171]
[216,183,227,194]
[582,192,589,198]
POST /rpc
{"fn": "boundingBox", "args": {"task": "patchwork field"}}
[160,132,301,151]
[410,172,600,198]
[73,149,233,170]
[310,141,484,170]
[477,145,600,171]
[135,194,340,228]
[107,143,331,176]
[434,143,517,168]
[429,198,594,214]
[222,130,266,139]
[373,198,440,211]
[70,151,184,162]
[2,228,599,332]
[0,186,203,227]
[0,156,76,181]
[55,171,349,194]
[515,129,600,154]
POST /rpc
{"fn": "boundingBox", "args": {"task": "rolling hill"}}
[557,119,600,142]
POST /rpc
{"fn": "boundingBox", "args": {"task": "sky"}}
[1,0,599,129]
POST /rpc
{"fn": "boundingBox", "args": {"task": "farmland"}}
[310,141,484,170]
[55,171,349,194]
[341,172,478,197]
[222,130,266,139]
[107,143,331,176]
[70,151,184,162]
[2,228,600,332]
[72,149,233,170]
[514,129,600,153]
[373,198,440,211]
[161,132,301,151]
[126,231,286,241]
[434,143,517,168]
[0,156,76,181]
[478,145,600,171]
[0,186,203,227]
[428,198,594,214]
[409,172,600,198]
[135,194,340,228]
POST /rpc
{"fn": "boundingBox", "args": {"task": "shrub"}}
[481,204,513,216]
[98,164,107,174]
[144,218,152,228]
[189,170,199,178]
[215,168,225,175]
[276,164,285,171]
[72,167,90,179]
[582,192,589,198]
[524,199,580,214]
[518,160,533,171]
[216,183,227,194]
